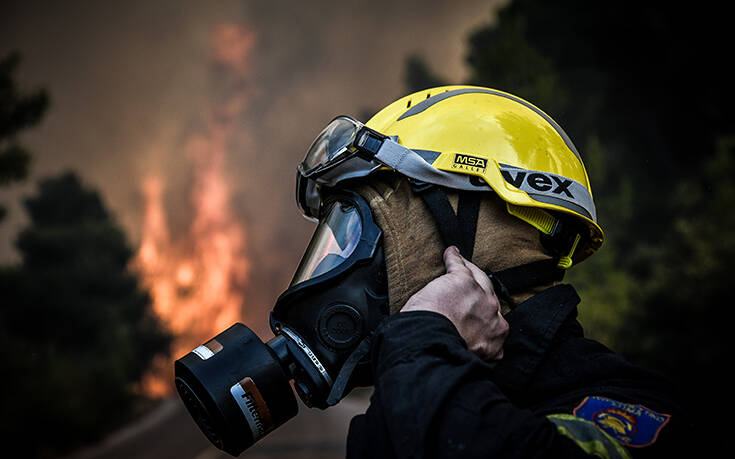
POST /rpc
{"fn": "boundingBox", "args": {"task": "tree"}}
[619,139,735,441]
[465,0,734,251]
[0,172,171,457]
[404,54,447,93]
[0,52,49,221]
[459,0,734,345]
[405,0,732,443]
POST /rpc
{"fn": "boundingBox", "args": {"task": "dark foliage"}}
[465,0,733,251]
[404,54,447,93]
[0,173,171,457]
[0,52,49,219]
[408,0,730,445]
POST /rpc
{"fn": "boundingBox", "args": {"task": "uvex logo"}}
[501,169,575,198]
[453,153,487,170]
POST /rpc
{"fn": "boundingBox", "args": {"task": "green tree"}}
[0,52,49,221]
[0,172,171,457]
[619,139,735,439]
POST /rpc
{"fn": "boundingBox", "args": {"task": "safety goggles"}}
[296,116,489,220]
[290,191,381,287]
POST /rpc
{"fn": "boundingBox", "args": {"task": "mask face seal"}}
[174,190,388,456]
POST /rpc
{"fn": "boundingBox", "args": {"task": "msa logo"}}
[501,168,575,198]
[453,153,487,171]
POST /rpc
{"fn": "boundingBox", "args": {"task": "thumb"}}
[443,245,467,274]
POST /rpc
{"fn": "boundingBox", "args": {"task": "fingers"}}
[442,245,468,274]
[464,257,496,298]
[408,245,509,363]
[444,246,496,299]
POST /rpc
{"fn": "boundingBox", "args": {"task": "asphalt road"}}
[66,390,372,459]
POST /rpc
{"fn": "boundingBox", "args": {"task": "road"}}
[66,390,372,459]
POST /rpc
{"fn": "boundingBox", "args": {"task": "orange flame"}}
[134,24,255,397]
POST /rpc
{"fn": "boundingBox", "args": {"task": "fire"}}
[134,24,255,397]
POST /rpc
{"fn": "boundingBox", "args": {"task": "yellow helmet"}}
[364,85,603,264]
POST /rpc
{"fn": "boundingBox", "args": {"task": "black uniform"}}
[346,285,690,458]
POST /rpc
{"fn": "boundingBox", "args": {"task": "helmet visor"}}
[300,116,361,176]
[291,200,362,286]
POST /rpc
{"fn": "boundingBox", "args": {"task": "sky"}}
[0,0,505,325]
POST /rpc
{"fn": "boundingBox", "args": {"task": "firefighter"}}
[294,86,689,458]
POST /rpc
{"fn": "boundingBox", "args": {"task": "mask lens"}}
[301,117,359,175]
[291,200,362,286]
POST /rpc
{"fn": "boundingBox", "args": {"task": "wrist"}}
[372,311,467,373]
[401,302,459,333]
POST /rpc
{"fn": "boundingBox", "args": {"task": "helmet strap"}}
[409,180,566,309]
[494,260,565,295]
[409,180,480,259]
[507,203,584,269]
[456,191,481,259]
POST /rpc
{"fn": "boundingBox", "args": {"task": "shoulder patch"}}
[573,396,671,448]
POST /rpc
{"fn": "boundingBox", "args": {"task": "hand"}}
[401,246,509,361]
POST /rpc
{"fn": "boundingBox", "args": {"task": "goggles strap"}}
[375,142,486,191]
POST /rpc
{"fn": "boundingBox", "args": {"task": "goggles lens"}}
[301,116,360,175]
[291,200,362,286]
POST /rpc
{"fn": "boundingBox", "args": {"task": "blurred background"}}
[1,0,729,457]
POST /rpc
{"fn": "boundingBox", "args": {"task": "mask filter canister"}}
[175,324,299,456]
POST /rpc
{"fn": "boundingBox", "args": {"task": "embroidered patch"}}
[573,396,670,448]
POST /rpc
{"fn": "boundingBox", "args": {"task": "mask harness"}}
[408,179,569,310]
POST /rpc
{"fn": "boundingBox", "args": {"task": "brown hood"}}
[350,173,557,314]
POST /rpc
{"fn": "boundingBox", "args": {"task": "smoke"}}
[133,24,256,396]
[0,1,504,337]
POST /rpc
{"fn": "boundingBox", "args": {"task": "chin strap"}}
[492,259,565,309]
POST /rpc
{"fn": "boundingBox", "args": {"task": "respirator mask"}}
[174,190,388,456]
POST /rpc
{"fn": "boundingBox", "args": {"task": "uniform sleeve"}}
[346,311,619,459]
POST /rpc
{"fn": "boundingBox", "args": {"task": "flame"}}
[134,24,255,397]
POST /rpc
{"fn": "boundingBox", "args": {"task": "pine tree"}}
[0,52,49,221]
[0,173,171,457]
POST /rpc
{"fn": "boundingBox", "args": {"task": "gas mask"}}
[174,190,388,456]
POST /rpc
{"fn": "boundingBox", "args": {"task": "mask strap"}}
[326,335,373,406]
